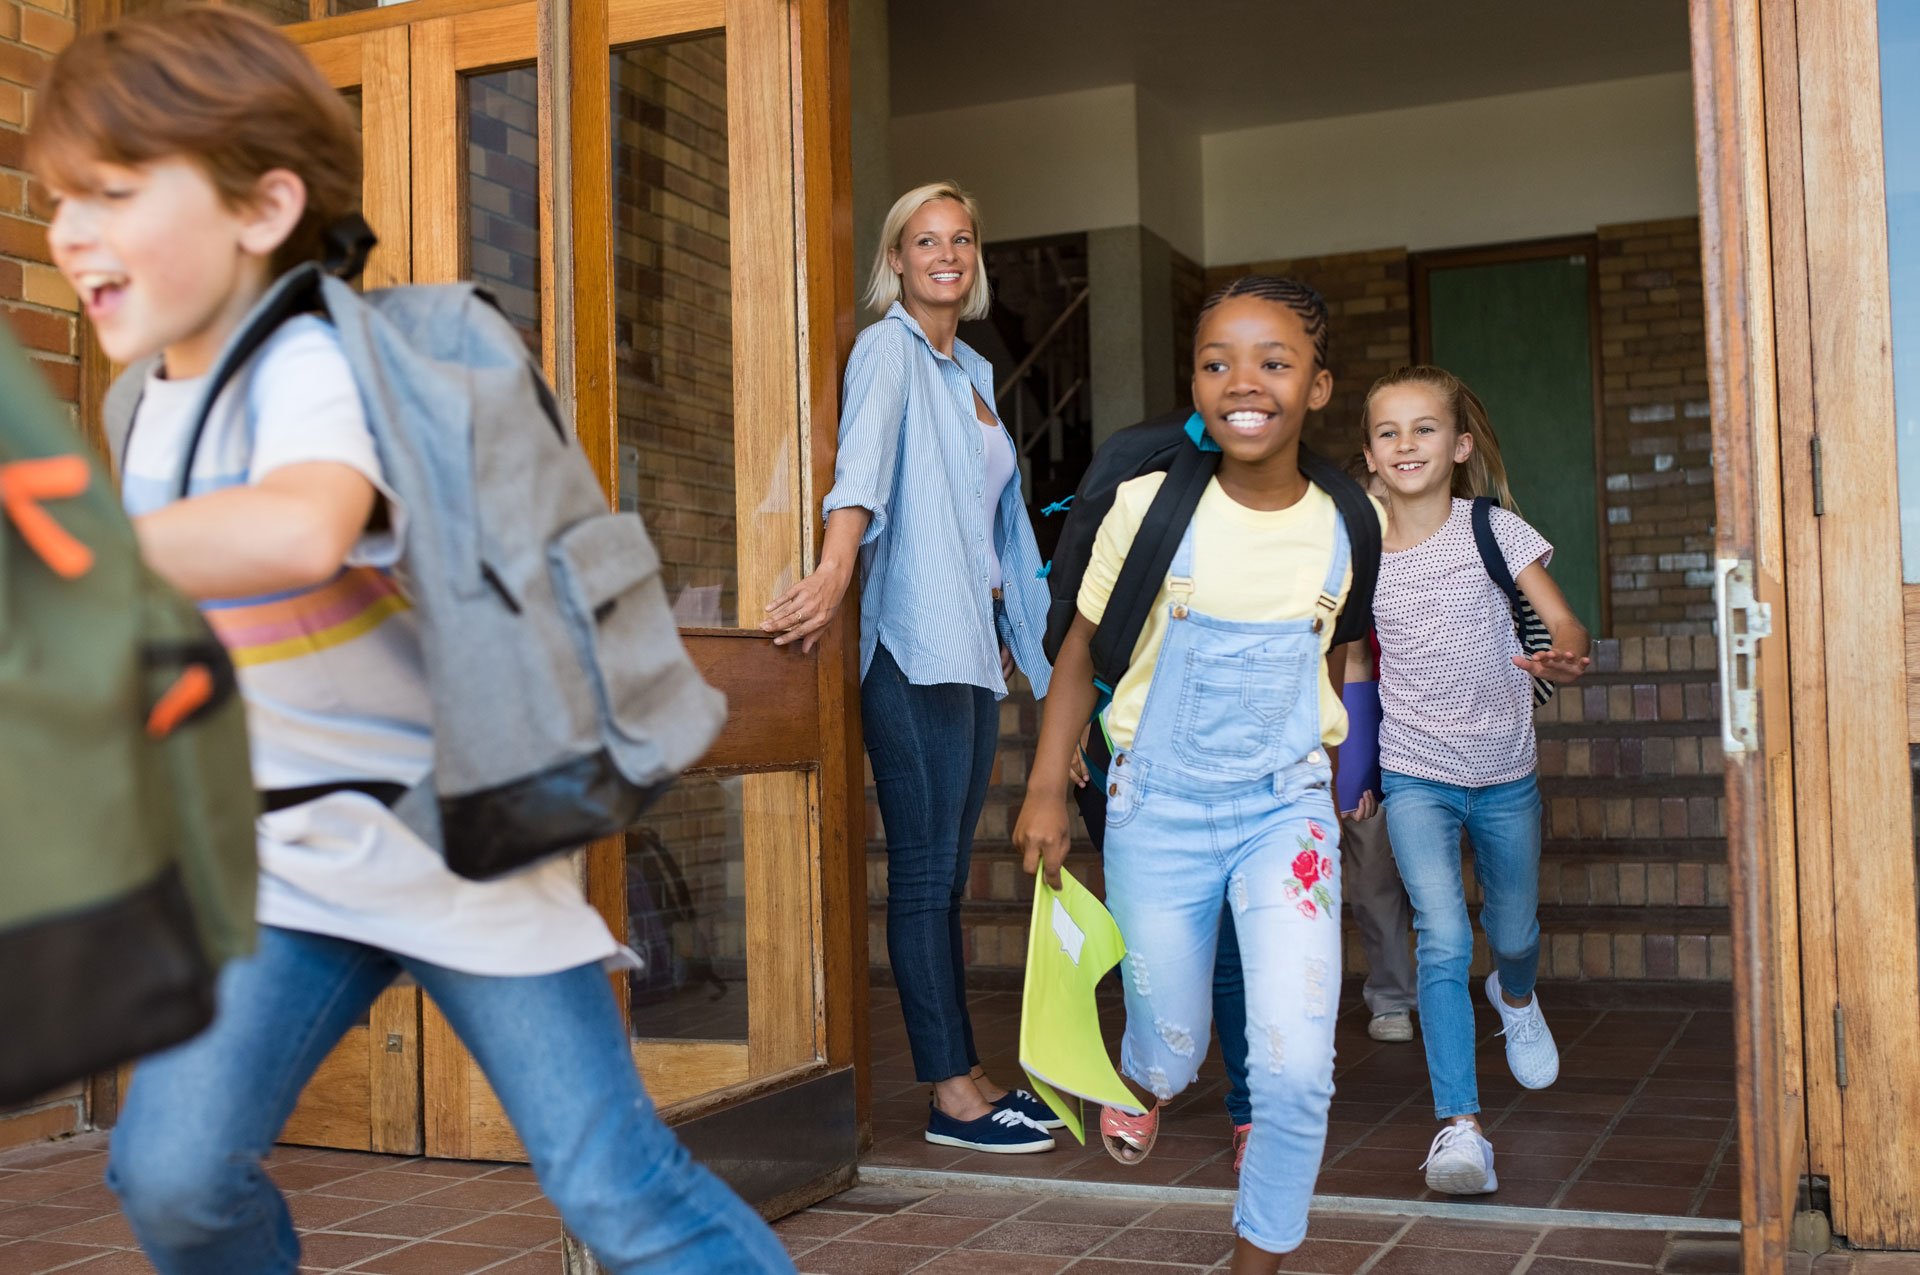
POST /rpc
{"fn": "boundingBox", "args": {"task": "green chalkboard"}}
[1426,256,1602,633]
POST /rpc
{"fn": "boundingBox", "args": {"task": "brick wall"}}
[467,67,541,353]
[611,37,738,627]
[1,0,78,411]
[1205,249,1411,467]
[1596,217,1716,636]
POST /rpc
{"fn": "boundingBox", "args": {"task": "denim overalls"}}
[1102,513,1350,1254]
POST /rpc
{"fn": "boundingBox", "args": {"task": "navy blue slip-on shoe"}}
[994,1087,1068,1131]
[924,1104,1056,1153]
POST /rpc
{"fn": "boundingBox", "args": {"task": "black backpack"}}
[1470,496,1556,705]
[1039,410,1382,849]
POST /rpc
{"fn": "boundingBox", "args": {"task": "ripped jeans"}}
[1104,757,1343,1253]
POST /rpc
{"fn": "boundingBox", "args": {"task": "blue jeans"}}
[861,641,998,1082]
[1380,770,1543,1120]
[108,926,793,1275]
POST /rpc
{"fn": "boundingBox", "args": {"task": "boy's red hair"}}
[28,6,361,274]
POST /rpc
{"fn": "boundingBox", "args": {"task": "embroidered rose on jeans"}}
[1284,836,1337,920]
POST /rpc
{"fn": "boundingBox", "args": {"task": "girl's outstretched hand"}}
[1015,794,1072,891]
[1515,649,1591,684]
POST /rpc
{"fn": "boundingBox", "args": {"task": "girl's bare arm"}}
[1514,560,1591,683]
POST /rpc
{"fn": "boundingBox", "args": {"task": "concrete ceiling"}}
[889,0,1692,132]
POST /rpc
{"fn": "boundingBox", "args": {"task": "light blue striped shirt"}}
[823,303,1053,700]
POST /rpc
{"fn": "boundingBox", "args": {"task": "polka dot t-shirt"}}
[1375,498,1553,787]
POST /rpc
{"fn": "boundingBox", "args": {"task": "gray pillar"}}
[1088,225,1184,447]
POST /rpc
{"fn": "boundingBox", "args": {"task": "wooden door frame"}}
[1697,0,1920,1257]
[1409,233,1613,636]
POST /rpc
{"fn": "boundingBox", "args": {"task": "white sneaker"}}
[1422,1118,1498,1195]
[1368,1010,1414,1042]
[1484,971,1560,1089]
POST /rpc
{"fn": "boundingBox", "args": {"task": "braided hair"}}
[1193,275,1330,369]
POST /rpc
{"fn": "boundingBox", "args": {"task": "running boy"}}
[32,11,790,1271]
[1362,365,1590,1196]
[1016,276,1382,1271]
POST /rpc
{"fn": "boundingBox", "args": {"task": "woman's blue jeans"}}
[108,925,794,1275]
[861,642,999,1082]
[1380,769,1543,1120]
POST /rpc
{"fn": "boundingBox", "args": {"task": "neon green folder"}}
[1018,867,1145,1144]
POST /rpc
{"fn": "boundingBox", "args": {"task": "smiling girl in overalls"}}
[1017,276,1382,1270]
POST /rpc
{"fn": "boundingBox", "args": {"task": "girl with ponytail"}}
[1360,365,1589,1197]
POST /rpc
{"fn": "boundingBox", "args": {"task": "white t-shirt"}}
[1374,498,1553,787]
[122,317,628,976]
[981,417,1015,591]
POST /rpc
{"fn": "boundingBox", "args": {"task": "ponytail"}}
[1362,365,1521,516]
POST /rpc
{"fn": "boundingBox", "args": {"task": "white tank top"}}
[981,416,1016,590]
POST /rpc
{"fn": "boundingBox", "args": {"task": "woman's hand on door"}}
[762,507,867,652]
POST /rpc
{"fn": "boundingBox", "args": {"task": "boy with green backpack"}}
[30,9,789,1272]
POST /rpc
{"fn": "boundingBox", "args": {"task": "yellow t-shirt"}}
[1076,475,1386,752]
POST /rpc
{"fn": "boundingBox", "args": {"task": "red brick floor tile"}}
[1394,1219,1538,1253]
[1272,1239,1380,1273]
[1557,1181,1697,1214]
[902,1190,1034,1219]
[57,1252,157,1273]
[1661,1237,1742,1273]
[1063,1260,1212,1274]
[1574,1159,1711,1188]
[400,1182,542,1214]
[1139,1203,1236,1233]
[330,1204,486,1240]
[0,1173,97,1205]
[341,1239,517,1274]
[37,1214,136,1250]
[791,1240,949,1274]
[297,1231,408,1271]
[1368,1244,1524,1274]
[313,1172,449,1205]
[962,1219,1108,1256]
[1535,1227,1669,1264]
[773,1211,871,1241]
[477,1167,537,1186]
[909,1253,1071,1275]
[1694,1189,1742,1220]
[1086,1225,1234,1265]
[840,1212,994,1247]
[453,1257,551,1275]
[1021,1198,1155,1228]
[0,1206,103,1241]
[272,1163,372,1192]
[504,1197,558,1220]
[38,1188,114,1215]
[817,1186,934,1216]
[1527,1258,1657,1275]
[0,1239,116,1274]
[290,1193,383,1231]
[429,1212,561,1250]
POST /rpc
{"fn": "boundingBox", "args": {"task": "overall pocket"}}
[1171,649,1304,780]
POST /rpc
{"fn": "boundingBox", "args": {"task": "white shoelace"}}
[1420,1121,1483,1170]
[1501,999,1546,1046]
[990,1108,1044,1130]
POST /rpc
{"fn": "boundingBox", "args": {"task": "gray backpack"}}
[106,260,726,881]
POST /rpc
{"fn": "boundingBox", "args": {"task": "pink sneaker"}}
[1231,1122,1252,1175]
[1099,1102,1159,1165]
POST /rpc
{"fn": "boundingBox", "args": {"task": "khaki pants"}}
[1342,805,1416,1015]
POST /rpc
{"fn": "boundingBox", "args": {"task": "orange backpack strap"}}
[0,455,94,579]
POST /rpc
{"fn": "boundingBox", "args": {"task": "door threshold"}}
[857,1165,1742,1234]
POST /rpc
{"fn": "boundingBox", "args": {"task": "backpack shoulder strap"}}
[169,265,326,500]
[1088,441,1217,691]
[1299,448,1380,646]
[102,358,159,477]
[1471,495,1524,607]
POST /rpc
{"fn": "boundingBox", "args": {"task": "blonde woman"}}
[763,182,1059,1153]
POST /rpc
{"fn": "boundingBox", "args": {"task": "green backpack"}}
[0,333,257,1106]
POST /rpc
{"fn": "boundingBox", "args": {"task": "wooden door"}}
[285,0,861,1206]
[1731,0,1920,1251]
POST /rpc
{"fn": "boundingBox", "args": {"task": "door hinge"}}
[1834,1003,1849,1089]
[1811,435,1825,516]
[1714,559,1774,754]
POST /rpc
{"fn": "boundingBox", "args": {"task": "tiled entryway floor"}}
[866,985,1742,1218]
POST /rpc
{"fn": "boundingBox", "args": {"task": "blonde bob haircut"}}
[864,181,992,321]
